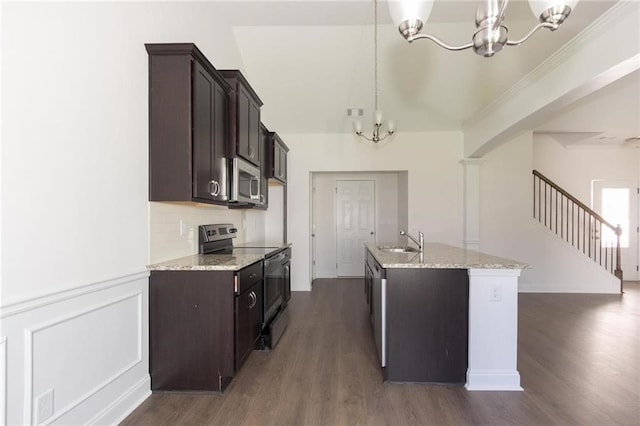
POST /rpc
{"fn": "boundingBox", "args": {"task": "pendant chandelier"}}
[388,0,579,57]
[353,0,396,143]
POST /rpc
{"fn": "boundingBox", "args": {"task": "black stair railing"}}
[532,170,623,290]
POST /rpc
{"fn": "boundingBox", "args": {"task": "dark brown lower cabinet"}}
[150,263,263,393]
[235,280,263,371]
[384,268,469,384]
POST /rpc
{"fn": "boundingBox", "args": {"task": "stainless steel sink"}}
[377,245,419,253]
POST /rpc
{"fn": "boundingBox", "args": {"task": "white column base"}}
[466,268,522,391]
[465,371,523,391]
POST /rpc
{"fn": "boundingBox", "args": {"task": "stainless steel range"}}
[198,224,291,348]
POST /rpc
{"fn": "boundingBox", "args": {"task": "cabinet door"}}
[237,87,251,162]
[371,261,385,367]
[365,262,372,308]
[283,260,291,303]
[192,61,228,202]
[248,101,261,165]
[212,81,228,201]
[278,144,287,182]
[235,281,263,371]
[236,86,261,167]
[150,270,234,392]
[192,61,216,201]
[272,142,281,180]
[258,124,269,208]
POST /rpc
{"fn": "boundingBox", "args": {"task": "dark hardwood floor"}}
[122,279,640,425]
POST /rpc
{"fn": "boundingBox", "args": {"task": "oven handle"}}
[266,252,287,265]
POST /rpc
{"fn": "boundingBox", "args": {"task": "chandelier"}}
[388,0,579,57]
[353,0,396,143]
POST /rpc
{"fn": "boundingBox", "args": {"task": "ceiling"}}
[534,69,640,147]
[212,1,637,142]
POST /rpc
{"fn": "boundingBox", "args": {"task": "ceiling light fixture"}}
[388,0,579,57]
[353,0,396,143]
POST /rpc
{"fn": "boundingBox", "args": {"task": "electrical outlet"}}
[490,284,502,302]
[36,388,54,423]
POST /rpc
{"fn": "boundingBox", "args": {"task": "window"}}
[601,188,629,248]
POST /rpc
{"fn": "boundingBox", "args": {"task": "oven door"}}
[231,157,260,203]
[263,252,285,324]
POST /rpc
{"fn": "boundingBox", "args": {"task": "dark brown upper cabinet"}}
[268,132,289,185]
[146,43,230,205]
[220,70,263,167]
[254,123,270,210]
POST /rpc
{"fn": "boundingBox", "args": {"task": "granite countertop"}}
[366,242,528,269]
[147,253,265,271]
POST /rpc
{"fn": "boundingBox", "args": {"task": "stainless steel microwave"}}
[230,157,261,204]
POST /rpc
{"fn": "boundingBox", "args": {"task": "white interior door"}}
[336,180,375,277]
[593,180,639,281]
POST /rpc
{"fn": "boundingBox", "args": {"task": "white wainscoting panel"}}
[2,272,150,425]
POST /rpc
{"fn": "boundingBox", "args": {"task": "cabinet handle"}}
[209,180,220,197]
[249,291,257,309]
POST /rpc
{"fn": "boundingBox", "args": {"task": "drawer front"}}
[236,261,263,294]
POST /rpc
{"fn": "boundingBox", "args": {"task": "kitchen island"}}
[364,242,527,391]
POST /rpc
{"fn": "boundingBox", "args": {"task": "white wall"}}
[284,131,464,290]
[312,171,404,278]
[1,2,247,423]
[480,132,620,293]
[243,185,287,246]
[533,135,639,204]
[265,184,286,243]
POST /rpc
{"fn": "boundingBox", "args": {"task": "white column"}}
[466,268,523,391]
[460,158,484,252]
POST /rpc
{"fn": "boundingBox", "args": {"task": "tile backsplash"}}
[149,202,246,263]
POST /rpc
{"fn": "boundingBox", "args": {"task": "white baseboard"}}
[1,337,6,426]
[88,375,151,425]
[519,282,620,294]
[465,371,523,391]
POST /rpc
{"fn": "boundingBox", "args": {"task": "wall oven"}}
[230,157,260,204]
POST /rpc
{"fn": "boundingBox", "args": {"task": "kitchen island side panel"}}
[385,268,469,384]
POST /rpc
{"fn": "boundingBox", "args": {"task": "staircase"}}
[532,170,623,292]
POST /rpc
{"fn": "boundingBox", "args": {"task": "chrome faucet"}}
[400,230,424,252]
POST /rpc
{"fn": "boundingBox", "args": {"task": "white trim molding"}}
[3,273,150,425]
[1,271,149,318]
[463,0,640,158]
[466,268,523,391]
